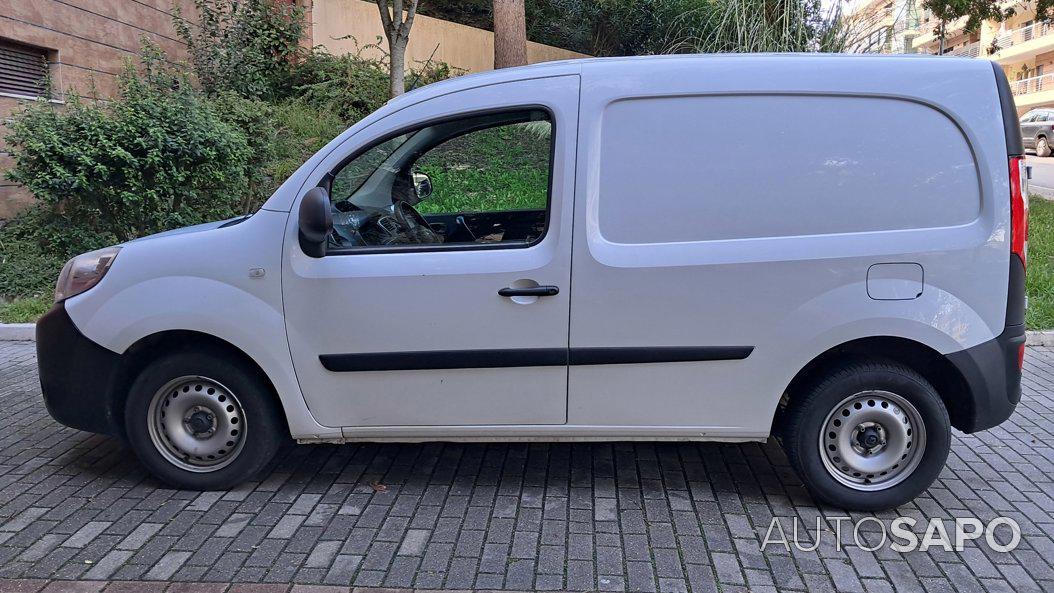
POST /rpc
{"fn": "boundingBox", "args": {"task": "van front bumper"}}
[945,323,1025,433]
[36,303,123,436]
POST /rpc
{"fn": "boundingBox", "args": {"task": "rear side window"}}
[596,95,980,244]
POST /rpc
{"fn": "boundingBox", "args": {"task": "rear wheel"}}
[125,351,284,490]
[1038,136,1051,157]
[779,361,950,511]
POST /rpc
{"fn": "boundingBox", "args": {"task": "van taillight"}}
[1010,156,1029,269]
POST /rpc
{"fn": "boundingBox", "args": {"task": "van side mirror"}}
[413,171,433,201]
[298,187,332,258]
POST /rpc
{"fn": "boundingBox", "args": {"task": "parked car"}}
[36,54,1027,511]
[1020,108,1054,156]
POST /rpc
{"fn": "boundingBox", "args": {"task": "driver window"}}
[327,109,552,251]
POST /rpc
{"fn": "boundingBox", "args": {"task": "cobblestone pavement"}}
[0,341,1053,592]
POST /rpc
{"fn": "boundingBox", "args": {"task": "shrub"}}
[292,50,391,123]
[175,0,306,100]
[291,47,462,123]
[266,99,348,183]
[0,43,254,299]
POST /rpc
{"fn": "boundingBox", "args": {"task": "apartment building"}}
[846,0,923,54]
[911,2,1054,114]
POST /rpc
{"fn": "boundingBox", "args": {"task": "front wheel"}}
[779,361,950,511]
[125,351,284,490]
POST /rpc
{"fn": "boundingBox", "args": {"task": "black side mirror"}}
[413,171,433,201]
[298,186,332,258]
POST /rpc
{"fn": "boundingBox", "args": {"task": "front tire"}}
[780,361,950,511]
[1038,136,1051,157]
[125,350,284,490]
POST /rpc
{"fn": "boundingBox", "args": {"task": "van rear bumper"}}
[945,323,1025,433]
[36,302,123,436]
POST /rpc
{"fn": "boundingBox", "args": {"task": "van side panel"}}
[599,95,980,243]
[569,56,1010,436]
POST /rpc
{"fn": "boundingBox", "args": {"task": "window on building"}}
[0,40,50,99]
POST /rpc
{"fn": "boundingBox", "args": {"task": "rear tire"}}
[779,361,950,511]
[1038,136,1051,157]
[125,350,284,490]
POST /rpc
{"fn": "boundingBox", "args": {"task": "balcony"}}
[1011,72,1054,94]
[947,41,982,57]
[916,40,981,57]
[1008,72,1054,109]
[990,21,1054,62]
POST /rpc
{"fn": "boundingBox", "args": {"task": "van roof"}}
[389,52,986,110]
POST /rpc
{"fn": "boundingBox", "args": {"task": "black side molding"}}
[992,62,1024,157]
[320,349,567,372]
[569,346,753,365]
[319,346,754,372]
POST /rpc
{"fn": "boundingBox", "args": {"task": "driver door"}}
[281,75,579,430]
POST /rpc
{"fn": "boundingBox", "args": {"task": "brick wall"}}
[0,0,195,219]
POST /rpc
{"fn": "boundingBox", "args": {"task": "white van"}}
[37,54,1028,510]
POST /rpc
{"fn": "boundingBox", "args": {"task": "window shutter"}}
[0,40,48,98]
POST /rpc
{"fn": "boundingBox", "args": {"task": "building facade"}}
[846,0,923,54]
[913,2,1054,114]
[848,0,1054,115]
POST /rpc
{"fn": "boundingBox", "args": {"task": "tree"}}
[919,0,1014,53]
[376,0,420,96]
[493,0,528,68]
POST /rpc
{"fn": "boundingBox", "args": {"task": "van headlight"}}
[54,247,121,303]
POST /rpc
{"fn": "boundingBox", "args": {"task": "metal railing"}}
[947,41,981,57]
[918,40,981,57]
[993,21,1054,52]
[1009,72,1054,95]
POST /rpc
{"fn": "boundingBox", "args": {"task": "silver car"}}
[1021,108,1054,156]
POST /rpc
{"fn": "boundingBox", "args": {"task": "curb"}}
[0,324,34,341]
[1027,330,1054,346]
[3,323,1054,346]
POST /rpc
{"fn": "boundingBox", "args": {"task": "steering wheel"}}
[393,200,443,244]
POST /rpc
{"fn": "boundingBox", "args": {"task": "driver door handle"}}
[498,285,560,297]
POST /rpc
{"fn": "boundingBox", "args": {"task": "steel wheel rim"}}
[819,390,927,491]
[147,376,246,473]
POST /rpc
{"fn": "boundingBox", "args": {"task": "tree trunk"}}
[390,40,406,96]
[493,0,527,69]
[376,0,418,98]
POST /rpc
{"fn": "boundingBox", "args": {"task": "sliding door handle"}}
[498,285,560,297]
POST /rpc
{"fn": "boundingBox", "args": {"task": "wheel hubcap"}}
[819,390,926,491]
[147,376,246,473]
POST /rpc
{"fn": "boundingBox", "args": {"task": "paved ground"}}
[0,341,1053,592]
[1026,154,1054,199]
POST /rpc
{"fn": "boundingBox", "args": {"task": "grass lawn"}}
[0,295,50,324]
[1027,196,1054,329]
